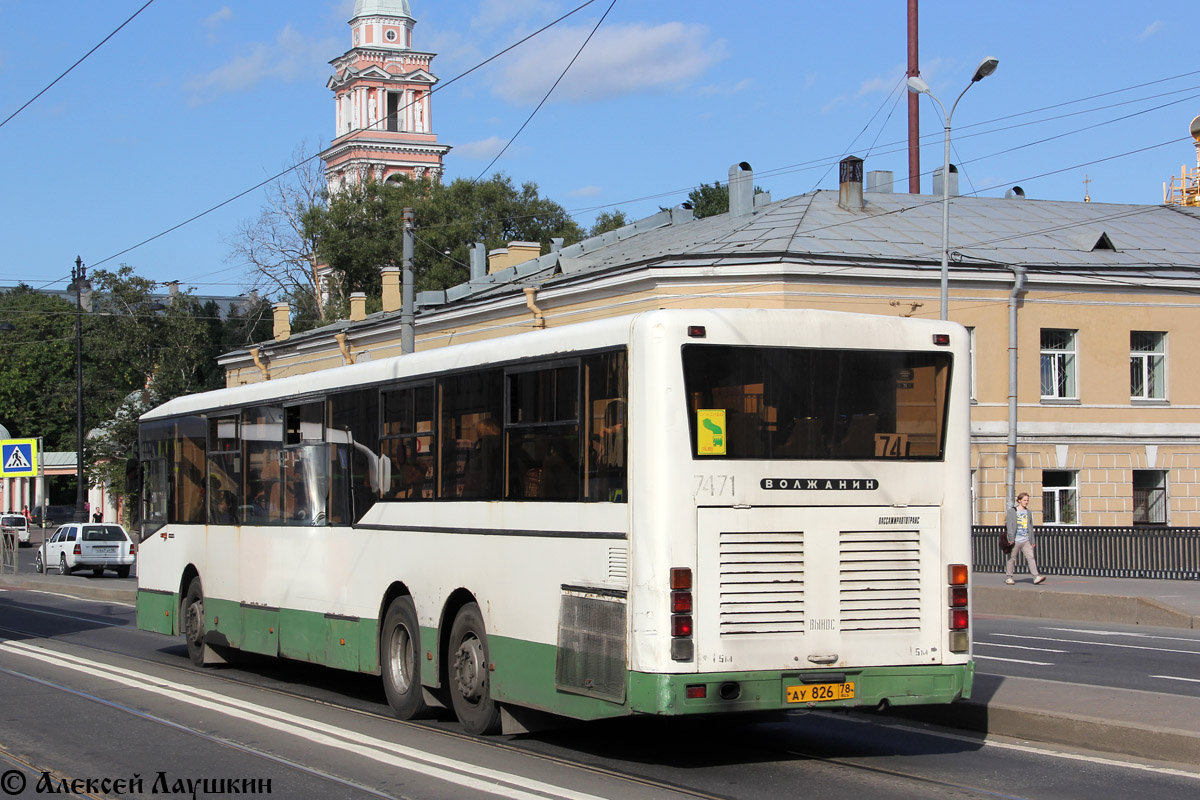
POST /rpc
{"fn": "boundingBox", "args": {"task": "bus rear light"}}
[687,326,706,338]
[670,568,692,590]
[948,564,968,586]
[686,684,707,699]
[949,631,970,653]
[933,333,951,346]
[671,591,692,613]
[671,567,695,662]
[950,609,969,630]
[949,586,968,608]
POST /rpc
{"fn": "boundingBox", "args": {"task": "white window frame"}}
[1041,329,1078,400]
[1130,331,1166,401]
[1042,470,1078,525]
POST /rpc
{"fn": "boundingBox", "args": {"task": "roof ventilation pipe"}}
[933,164,959,197]
[469,243,487,281]
[729,162,754,218]
[1005,186,1026,200]
[838,156,865,211]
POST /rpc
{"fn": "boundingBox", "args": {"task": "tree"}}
[227,144,328,322]
[86,267,219,511]
[588,210,628,237]
[686,181,766,219]
[0,286,77,449]
[303,173,585,328]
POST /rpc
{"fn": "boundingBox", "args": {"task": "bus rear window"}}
[683,345,952,460]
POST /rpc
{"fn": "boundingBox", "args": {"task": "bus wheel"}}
[381,597,430,720]
[448,602,501,735]
[183,578,208,667]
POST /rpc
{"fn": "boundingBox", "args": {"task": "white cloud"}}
[493,22,724,105]
[185,26,339,103]
[697,78,752,97]
[1139,20,1163,39]
[568,185,604,197]
[453,136,509,160]
[203,7,233,28]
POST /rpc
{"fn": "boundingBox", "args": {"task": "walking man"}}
[1006,492,1046,585]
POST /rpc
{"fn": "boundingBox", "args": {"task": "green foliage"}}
[304,174,584,327]
[588,210,629,237]
[0,286,77,448]
[686,181,766,219]
[1,269,271,522]
[687,182,730,219]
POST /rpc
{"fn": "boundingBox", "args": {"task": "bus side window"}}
[505,365,579,502]
[584,351,628,502]
[440,371,503,500]
[329,388,379,523]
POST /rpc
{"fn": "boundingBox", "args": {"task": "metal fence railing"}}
[972,526,1200,580]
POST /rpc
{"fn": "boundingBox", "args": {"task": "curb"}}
[0,573,136,604]
[879,674,1200,766]
[974,586,1198,629]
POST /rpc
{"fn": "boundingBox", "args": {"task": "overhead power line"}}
[0,0,157,132]
[86,0,602,274]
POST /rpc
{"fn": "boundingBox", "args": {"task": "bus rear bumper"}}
[627,662,974,716]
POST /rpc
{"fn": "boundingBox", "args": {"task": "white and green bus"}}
[136,308,974,734]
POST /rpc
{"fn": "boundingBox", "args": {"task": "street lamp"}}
[69,256,92,523]
[907,56,999,320]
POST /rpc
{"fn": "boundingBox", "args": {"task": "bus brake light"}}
[950,609,969,630]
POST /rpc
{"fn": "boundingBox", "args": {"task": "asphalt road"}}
[1,587,1197,800]
[974,615,1200,698]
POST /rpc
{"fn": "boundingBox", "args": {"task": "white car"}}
[1,514,29,546]
[37,523,136,578]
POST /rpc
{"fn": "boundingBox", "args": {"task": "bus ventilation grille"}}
[607,546,628,583]
[718,531,805,635]
[555,590,627,703]
[838,530,922,632]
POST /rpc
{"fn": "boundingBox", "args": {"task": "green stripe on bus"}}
[136,589,178,636]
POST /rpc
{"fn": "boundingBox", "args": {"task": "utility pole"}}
[401,208,415,354]
[70,256,90,523]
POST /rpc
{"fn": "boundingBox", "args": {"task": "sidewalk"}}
[888,570,1200,767]
[2,568,1199,766]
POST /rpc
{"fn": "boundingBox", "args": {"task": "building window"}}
[1130,331,1165,400]
[1042,470,1078,525]
[1132,470,1167,525]
[1040,329,1077,400]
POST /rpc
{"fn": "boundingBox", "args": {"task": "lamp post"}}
[69,256,91,523]
[906,56,999,320]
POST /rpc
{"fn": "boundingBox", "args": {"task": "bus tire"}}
[381,596,430,720]
[183,577,208,668]
[448,602,501,735]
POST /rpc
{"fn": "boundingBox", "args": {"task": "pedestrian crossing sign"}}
[0,439,38,477]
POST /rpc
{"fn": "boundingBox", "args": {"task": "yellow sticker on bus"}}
[696,410,726,455]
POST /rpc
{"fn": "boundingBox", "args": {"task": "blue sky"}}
[1,0,1197,297]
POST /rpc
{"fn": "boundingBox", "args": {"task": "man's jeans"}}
[1006,539,1039,579]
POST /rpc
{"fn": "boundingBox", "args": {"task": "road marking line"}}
[973,655,1054,666]
[1149,674,1200,684]
[976,642,1068,653]
[994,633,1200,656]
[1046,627,1200,644]
[0,640,609,800]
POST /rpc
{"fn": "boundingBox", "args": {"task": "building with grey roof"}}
[218,157,1200,528]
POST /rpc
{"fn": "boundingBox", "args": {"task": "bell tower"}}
[320,0,451,192]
